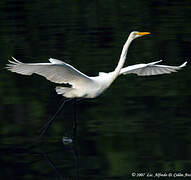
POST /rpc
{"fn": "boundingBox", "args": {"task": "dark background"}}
[0,0,191,179]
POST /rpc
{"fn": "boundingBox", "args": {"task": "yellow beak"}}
[136,32,151,36]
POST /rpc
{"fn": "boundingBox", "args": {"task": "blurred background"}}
[0,0,191,179]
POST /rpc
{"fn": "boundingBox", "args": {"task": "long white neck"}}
[111,36,134,81]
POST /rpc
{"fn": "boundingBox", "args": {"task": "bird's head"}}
[129,31,151,40]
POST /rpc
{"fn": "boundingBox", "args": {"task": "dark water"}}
[1,0,191,179]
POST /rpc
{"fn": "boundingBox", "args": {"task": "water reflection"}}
[1,95,191,179]
[0,138,80,180]
[42,143,80,180]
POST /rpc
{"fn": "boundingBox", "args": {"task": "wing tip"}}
[148,60,163,65]
[7,57,22,65]
[180,61,187,68]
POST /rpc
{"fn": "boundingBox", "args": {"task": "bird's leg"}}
[41,152,64,179]
[72,98,77,141]
[39,98,72,137]
[71,145,79,179]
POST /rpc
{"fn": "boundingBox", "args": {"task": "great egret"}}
[6,31,187,137]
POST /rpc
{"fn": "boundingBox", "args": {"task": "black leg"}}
[72,98,77,141]
[71,145,79,179]
[41,152,64,179]
[39,98,72,137]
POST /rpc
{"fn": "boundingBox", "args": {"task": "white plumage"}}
[6,31,187,99]
[120,60,187,76]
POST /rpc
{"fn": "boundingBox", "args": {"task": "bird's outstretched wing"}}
[6,57,93,87]
[119,60,187,76]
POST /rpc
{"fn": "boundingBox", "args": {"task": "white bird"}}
[6,31,187,137]
[6,31,187,99]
